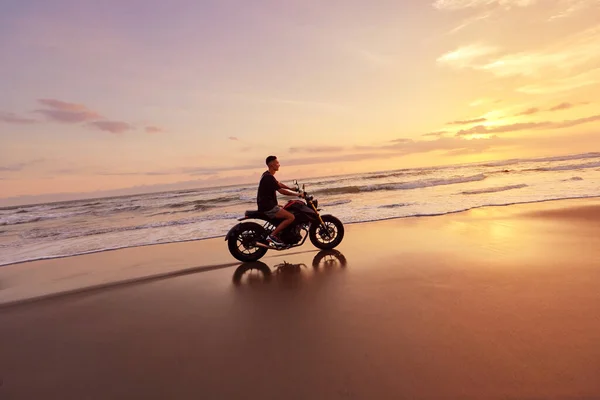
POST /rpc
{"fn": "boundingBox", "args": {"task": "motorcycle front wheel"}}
[309,215,344,250]
[228,222,268,262]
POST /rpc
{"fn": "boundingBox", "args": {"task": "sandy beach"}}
[1,197,600,399]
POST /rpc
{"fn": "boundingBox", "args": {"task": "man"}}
[257,155,303,246]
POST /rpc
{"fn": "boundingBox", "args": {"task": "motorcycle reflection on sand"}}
[232,249,347,286]
[225,180,345,262]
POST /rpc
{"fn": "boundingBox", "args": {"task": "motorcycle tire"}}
[309,215,344,250]
[228,222,268,262]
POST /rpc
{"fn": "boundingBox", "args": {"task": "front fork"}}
[309,201,334,239]
[309,201,326,226]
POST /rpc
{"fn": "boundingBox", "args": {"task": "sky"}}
[1,0,599,205]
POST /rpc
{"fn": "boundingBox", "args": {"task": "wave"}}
[364,169,436,180]
[525,161,600,172]
[21,212,243,240]
[321,200,352,207]
[563,176,583,181]
[461,184,528,195]
[314,174,487,196]
[379,203,409,209]
[108,205,141,212]
[150,204,214,216]
[0,209,95,226]
[0,216,43,226]
[166,195,239,209]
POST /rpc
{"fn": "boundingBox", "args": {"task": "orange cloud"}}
[517,107,540,116]
[549,102,573,111]
[437,44,499,69]
[456,114,600,135]
[36,99,103,123]
[447,117,487,125]
[145,126,165,134]
[422,131,448,137]
[89,120,133,134]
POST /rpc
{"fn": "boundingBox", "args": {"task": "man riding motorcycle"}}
[257,155,304,247]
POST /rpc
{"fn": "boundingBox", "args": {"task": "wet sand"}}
[1,197,600,399]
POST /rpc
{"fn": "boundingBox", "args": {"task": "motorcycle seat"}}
[245,210,269,219]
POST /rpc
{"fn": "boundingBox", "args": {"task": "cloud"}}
[228,136,239,141]
[89,120,133,134]
[145,126,164,134]
[437,44,499,68]
[438,27,600,86]
[0,112,37,124]
[549,102,573,111]
[433,0,538,10]
[30,98,165,134]
[375,136,513,157]
[455,114,600,135]
[470,98,502,107]
[422,131,448,137]
[553,114,600,128]
[456,122,550,135]
[0,159,44,172]
[517,107,540,116]
[289,145,345,153]
[483,26,600,77]
[549,0,599,20]
[446,13,491,34]
[35,99,103,123]
[390,138,412,143]
[447,117,487,125]
[518,68,600,94]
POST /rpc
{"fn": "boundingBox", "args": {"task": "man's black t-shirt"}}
[257,171,279,211]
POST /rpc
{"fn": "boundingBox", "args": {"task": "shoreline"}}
[2,194,599,268]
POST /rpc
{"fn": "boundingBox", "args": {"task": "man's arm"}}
[278,188,303,197]
[278,181,295,191]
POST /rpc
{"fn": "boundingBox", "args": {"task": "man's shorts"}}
[264,205,281,219]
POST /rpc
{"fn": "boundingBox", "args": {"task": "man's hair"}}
[265,155,277,166]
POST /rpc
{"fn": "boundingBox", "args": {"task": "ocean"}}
[1,152,599,266]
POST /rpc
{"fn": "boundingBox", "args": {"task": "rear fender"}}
[225,223,243,241]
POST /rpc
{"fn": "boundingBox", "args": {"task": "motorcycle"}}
[225,181,345,262]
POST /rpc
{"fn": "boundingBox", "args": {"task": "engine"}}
[280,224,304,245]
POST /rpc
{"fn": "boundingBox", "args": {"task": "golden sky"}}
[1,0,599,202]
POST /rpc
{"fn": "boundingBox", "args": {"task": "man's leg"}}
[270,208,295,239]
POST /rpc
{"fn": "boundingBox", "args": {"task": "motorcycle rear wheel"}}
[309,215,344,250]
[228,222,268,262]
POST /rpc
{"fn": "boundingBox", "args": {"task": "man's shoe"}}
[267,234,285,247]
